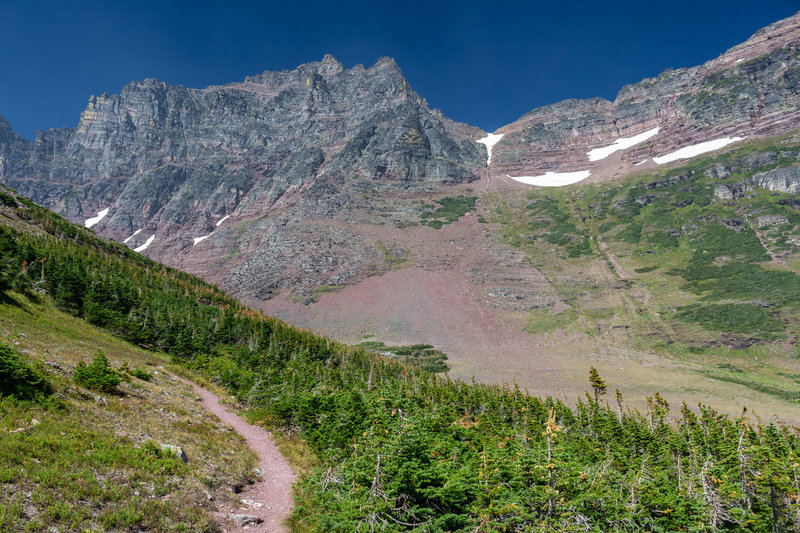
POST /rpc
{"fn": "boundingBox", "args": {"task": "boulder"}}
[227,514,263,527]
[160,444,188,463]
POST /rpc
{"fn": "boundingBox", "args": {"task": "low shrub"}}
[73,351,122,392]
[130,368,152,381]
[0,341,52,400]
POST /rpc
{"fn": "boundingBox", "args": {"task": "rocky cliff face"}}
[0,115,33,181]
[712,150,800,199]
[0,55,486,300]
[491,11,800,183]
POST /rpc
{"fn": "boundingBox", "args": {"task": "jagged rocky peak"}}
[0,55,486,299]
[0,114,18,141]
[0,115,32,180]
[232,54,412,107]
[0,115,31,150]
[492,10,800,184]
[244,54,346,84]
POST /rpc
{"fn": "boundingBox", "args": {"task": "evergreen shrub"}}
[73,351,122,392]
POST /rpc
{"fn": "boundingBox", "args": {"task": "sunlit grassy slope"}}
[0,293,258,531]
[484,134,800,416]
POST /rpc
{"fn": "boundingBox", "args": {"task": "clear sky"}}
[1,1,797,139]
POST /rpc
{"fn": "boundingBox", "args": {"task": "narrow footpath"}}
[182,378,295,532]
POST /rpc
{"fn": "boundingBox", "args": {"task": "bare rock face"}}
[491,11,800,182]
[0,115,33,181]
[714,161,800,199]
[751,165,800,193]
[0,56,486,300]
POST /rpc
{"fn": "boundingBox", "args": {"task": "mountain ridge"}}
[491,10,800,183]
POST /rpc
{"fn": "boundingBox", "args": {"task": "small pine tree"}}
[589,366,607,402]
[73,351,121,392]
[0,341,52,400]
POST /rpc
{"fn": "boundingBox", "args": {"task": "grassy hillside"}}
[0,296,258,531]
[1,182,800,531]
[485,134,800,414]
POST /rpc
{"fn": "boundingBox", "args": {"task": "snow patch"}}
[653,137,745,165]
[123,228,143,244]
[635,159,649,166]
[216,215,231,227]
[84,208,110,228]
[735,58,745,64]
[586,127,660,162]
[193,235,210,245]
[477,133,504,165]
[134,235,155,252]
[506,170,591,187]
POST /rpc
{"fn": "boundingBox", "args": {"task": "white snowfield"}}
[477,133,504,165]
[84,208,109,228]
[134,235,155,252]
[586,127,660,162]
[123,228,143,244]
[216,215,231,227]
[193,235,210,245]
[653,136,745,165]
[506,170,591,187]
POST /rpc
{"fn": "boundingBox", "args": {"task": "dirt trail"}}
[180,378,295,532]
[746,217,784,263]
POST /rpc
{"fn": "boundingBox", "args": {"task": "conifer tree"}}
[589,366,607,402]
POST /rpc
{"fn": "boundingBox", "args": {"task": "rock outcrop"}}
[0,115,33,181]
[751,164,800,193]
[714,160,800,199]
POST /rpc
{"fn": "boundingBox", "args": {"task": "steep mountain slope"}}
[1,183,799,532]
[491,11,800,184]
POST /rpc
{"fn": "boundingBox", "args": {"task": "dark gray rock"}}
[645,172,692,190]
[742,152,778,170]
[0,115,33,181]
[705,163,732,180]
[2,55,484,230]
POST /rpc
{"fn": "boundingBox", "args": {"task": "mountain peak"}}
[371,56,401,73]
[316,53,344,76]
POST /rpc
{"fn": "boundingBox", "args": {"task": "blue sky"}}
[1,1,797,139]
